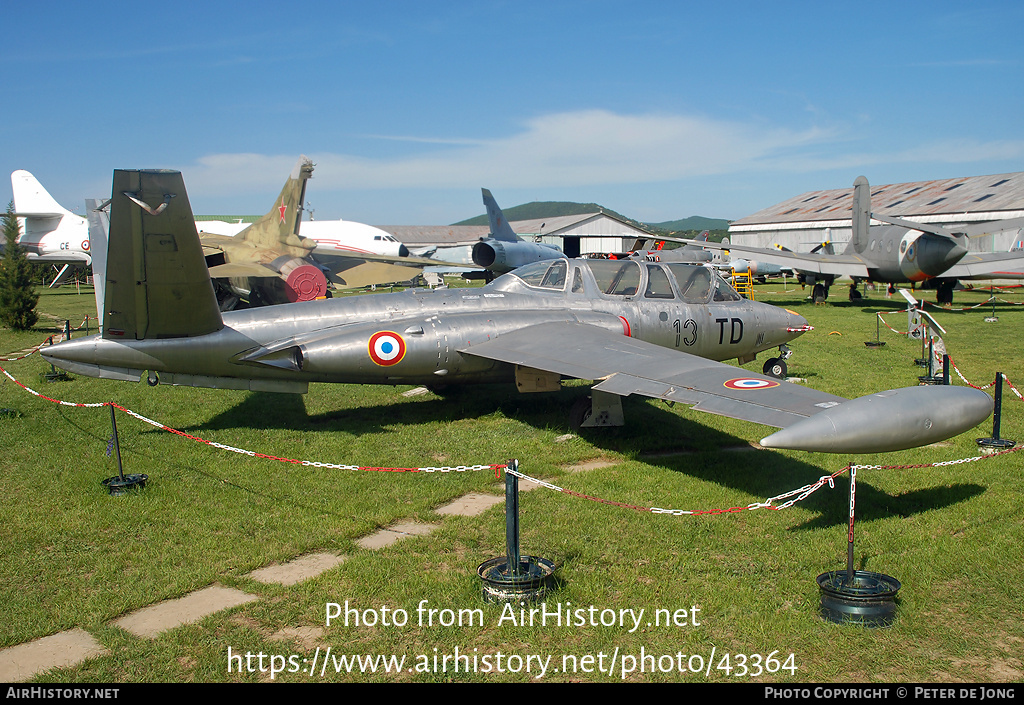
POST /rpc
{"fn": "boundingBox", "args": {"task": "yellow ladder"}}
[732,272,754,299]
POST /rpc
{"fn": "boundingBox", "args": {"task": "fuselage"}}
[14,211,91,266]
[850,224,967,283]
[197,219,410,259]
[43,259,809,392]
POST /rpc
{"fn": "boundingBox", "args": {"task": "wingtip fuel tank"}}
[759,385,993,454]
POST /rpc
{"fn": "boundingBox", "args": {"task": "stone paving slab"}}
[245,552,348,586]
[0,628,108,682]
[564,458,620,472]
[112,585,259,639]
[356,522,437,550]
[434,493,503,517]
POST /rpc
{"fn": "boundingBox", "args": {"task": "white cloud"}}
[181,110,834,195]
[178,110,1024,206]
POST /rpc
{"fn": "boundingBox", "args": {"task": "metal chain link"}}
[5,347,1022,513]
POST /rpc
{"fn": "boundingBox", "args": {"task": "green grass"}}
[1,281,1023,682]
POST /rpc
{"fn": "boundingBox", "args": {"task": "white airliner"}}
[196,218,411,259]
[9,170,92,285]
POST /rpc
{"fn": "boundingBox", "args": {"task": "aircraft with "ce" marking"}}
[41,169,993,454]
[9,170,92,286]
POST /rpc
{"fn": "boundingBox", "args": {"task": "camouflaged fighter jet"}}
[42,169,993,454]
[197,156,329,309]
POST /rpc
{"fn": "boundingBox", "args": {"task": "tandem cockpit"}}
[490,257,745,305]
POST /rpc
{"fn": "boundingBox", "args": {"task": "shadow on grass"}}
[172,385,986,528]
[790,481,986,532]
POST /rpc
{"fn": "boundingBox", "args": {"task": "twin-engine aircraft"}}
[686,176,1024,303]
[42,169,993,454]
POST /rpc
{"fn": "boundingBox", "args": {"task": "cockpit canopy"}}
[498,259,743,304]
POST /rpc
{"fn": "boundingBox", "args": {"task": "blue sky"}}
[3,1,1022,225]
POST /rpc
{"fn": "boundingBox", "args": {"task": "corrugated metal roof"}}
[731,171,1024,229]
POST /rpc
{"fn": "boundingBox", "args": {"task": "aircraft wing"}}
[317,251,482,287]
[680,239,870,277]
[328,261,424,288]
[459,321,992,452]
[207,262,283,279]
[461,321,845,429]
[943,250,1024,280]
[317,250,479,271]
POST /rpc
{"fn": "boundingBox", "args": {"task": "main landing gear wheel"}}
[569,396,592,430]
[763,358,787,379]
[812,283,828,303]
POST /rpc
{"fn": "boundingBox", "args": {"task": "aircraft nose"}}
[945,241,968,269]
[398,244,410,257]
[786,308,810,331]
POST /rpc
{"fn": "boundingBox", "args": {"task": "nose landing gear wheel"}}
[763,358,787,379]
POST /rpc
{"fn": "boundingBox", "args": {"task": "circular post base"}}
[478,556,555,603]
[817,570,901,627]
[976,438,1016,455]
[102,474,148,495]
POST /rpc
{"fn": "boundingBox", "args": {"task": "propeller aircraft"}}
[686,176,1024,303]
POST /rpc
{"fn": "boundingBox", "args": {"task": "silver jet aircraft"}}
[421,188,564,281]
[687,176,1024,303]
[42,170,993,454]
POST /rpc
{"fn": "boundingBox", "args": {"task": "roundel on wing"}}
[724,377,780,390]
[368,331,407,366]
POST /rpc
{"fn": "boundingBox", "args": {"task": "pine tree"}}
[0,201,39,331]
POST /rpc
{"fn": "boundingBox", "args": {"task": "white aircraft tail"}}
[11,170,73,219]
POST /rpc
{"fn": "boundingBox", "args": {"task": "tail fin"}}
[104,170,222,340]
[236,156,315,257]
[851,176,870,254]
[481,188,519,242]
[11,170,73,219]
[85,198,110,331]
[11,170,76,244]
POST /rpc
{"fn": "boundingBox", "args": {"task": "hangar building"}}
[728,171,1024,255]
[378,210,653,258]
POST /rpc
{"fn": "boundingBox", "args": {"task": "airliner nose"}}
[399,244,410,258]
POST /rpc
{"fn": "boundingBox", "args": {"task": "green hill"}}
[647,215,731,232]
[454,201,730,240]
[454,201,622,226]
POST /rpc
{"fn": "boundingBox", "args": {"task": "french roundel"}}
[368,331,406,366]
[724,377,780,390]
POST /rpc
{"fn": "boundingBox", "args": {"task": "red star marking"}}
[278,202,288,223]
